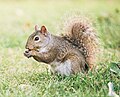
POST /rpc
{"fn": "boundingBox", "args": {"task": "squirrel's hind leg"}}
[70,56,87,74]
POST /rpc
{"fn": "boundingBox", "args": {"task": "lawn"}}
[0,0,120,97]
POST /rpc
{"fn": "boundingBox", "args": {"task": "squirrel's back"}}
[62,16,99,69]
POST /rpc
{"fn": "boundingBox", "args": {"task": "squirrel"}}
[24,16,99,76]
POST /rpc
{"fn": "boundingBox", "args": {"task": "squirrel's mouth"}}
[27,46,40,52]
[24,48,40,58]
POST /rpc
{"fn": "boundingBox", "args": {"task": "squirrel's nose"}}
[25,44,29,49]
[25,44,34,50]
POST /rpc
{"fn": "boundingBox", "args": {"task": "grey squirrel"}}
[24,16,98,76]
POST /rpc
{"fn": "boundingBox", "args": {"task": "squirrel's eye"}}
[34,36,40,42]
[35,37,39,41]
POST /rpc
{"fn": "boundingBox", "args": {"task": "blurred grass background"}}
[0,0,120,97]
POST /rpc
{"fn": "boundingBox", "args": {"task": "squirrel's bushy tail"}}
[62,16,99,69]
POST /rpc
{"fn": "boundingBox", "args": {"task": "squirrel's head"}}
[25,25,50,52]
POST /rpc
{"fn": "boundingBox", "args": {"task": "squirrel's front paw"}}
[24,50,32,58]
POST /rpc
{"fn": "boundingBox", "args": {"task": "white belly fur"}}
[50,59,72,76]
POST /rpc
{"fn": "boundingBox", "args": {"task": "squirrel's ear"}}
[35,25,40,32]
[40,25,48,35]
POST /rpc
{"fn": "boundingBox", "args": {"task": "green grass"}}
[0,0,120,97]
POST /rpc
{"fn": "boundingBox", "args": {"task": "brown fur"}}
[24,16,98,75]
[62,17,98,69]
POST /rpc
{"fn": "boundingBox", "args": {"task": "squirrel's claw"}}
[24,50,32,58]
